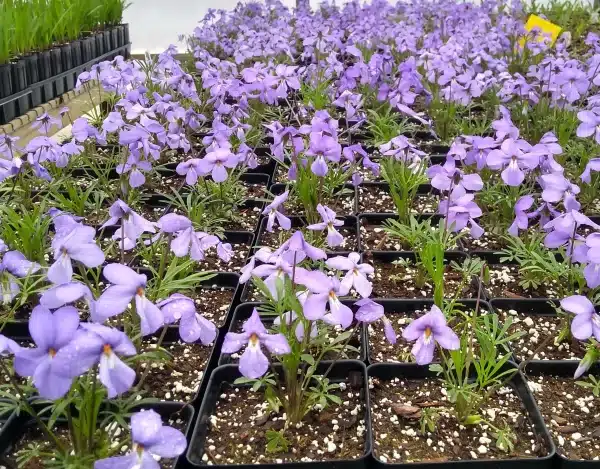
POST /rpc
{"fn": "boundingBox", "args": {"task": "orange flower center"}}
[424,327,432,338]
[103,344,112,355]
[48,348,56,357]
[136,287,144,296]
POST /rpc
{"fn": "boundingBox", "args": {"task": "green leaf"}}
[300,354,315,365]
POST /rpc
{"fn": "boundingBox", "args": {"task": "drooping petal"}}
[411,336,435,365]
[93,453,140,469]
[99,352,136,398]
[239,341,269,379]
[95,285,136,320]
[131,410,163,446]
[222,332,249,354]
[261,333,291,355]
[179,313,217,345]
[571,312,594,340]
[134,295,164,336]
[560,295,594,316]
[146,425,187,458]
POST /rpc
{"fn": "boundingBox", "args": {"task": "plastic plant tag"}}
[522,14,562,46]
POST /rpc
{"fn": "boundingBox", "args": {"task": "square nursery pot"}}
[367,362,555,469]
[247,146,277,177]
[472,252,564,301]
[10,57,30,117]
[24,53,42,107]
[255,215,359,254]
[50,48,64,97]
[364,251,477,300]
[364,299,493,365]
[358,214,451,252]
[0,63,17,125]
[37,50,54,102]
[357,182,436,216]
[218,302,366,366]
[489,299,584,364]
[521,361,600,468]
[0,402,194,469]
[186,360,371,469]
[271,182,359,216]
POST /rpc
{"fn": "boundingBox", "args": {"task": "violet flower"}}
[307,204,344,247]
[508,196,535,236]
[576,108,600,144]
[486,139,539,186]
[101,200,157,250]
[580,158,600,183]
[440,193,484,238]
[262,191,291,232]
[48,225,105,285]
[273,231,327,262]
[53,323,136,397]
[355,298,396,344]
[95,264,164,335]
[300,273,353,329]
[32,112,61,135]
[94,410,187,469]
[222,309,290,379]
[402,305,459,365]
[0,249,41,304]
[560,295,600,342]
[14,306,79,399]
[158,294,217,344]
[116,155,152,188]
[326,253,373,298]
[428,157,483,197]
[176,158,206,185]
[198,147,238,182]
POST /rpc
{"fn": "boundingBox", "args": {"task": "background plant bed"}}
[186,360,371,467]
[522,361,600,465]
[366,299,492,364]
[368,363,554,467]
[195,231,254,273]
[358,183,437,215]
[218,302,365,366]
[254,216,359,253]
[491,299,584,362]
[0,402,192,469]
[364,251,476,299]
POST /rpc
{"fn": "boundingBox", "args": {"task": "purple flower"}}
[0,249,41,304]
[440,193,484,238]
[332,91,362,119]
[198,148,238,182]
[583,234,600,288]
[544,210,600,250]
[176,158,207,185]
[274,231,327,262]
[157,294,217,344]
[492,105,519,140]
[95,264,164,336]
[101,200,157,250]
[48,225,105,285]
[72,118,104,144]
[116,155,152,188]
[486,139,539,186]
[40,281,95,311]
[262,191,291,232]
[171,228,219,261]
[428,157,483,197]
[508,196,535,236]
[32,112,61,135]
[307,204,344,247]
[53,323,136,397]
[222,309,290,379]
[580,158,600,183]
[560,296,600,342]
[326,253,373,298]
[355,298,396,344]
[300,273,353,328]
[305,133,342,177]
[14,306,79,399]
[249,256,295,299]
[402,305,459,365]
[576,108,600,144]
[94,409,187,469]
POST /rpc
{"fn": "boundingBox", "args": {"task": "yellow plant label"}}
[522,14,562,46]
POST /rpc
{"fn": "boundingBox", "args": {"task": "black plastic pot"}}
[60,44,74,91]
[122,23,130,46]
[367,362,555,469]
[219,302,367,366]
[10,57,29,116]
[271,182,359,215]
[95,32,105,58]
[248,146,277,176]
[187,360,371,468]
[521,361,600,468]
[71,40,83,67]
[364,299,492,365]
[110,27,119,51]
[0,64,16,124]
[37,50,54,102]
[50,48,64,96]
[358,182,436,216]
[364,250,475,299]
[24,54,42,107]
[81,36,94,64]
[116,25,125,48]
[0,402,194,469]
[358,213,448,252]
[102,31,111,55]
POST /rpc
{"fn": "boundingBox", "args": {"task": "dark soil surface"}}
[188,288,234,328]
[460,230,508,252]
[483,264,563,299]
[195,241,251,273]
[138,337,213,401]
[368,260,477,299]
[528,375,600,461]
[358,186,437,214]
[199,378,366,464]
[497,307,586,361]
[370,376,549,463]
